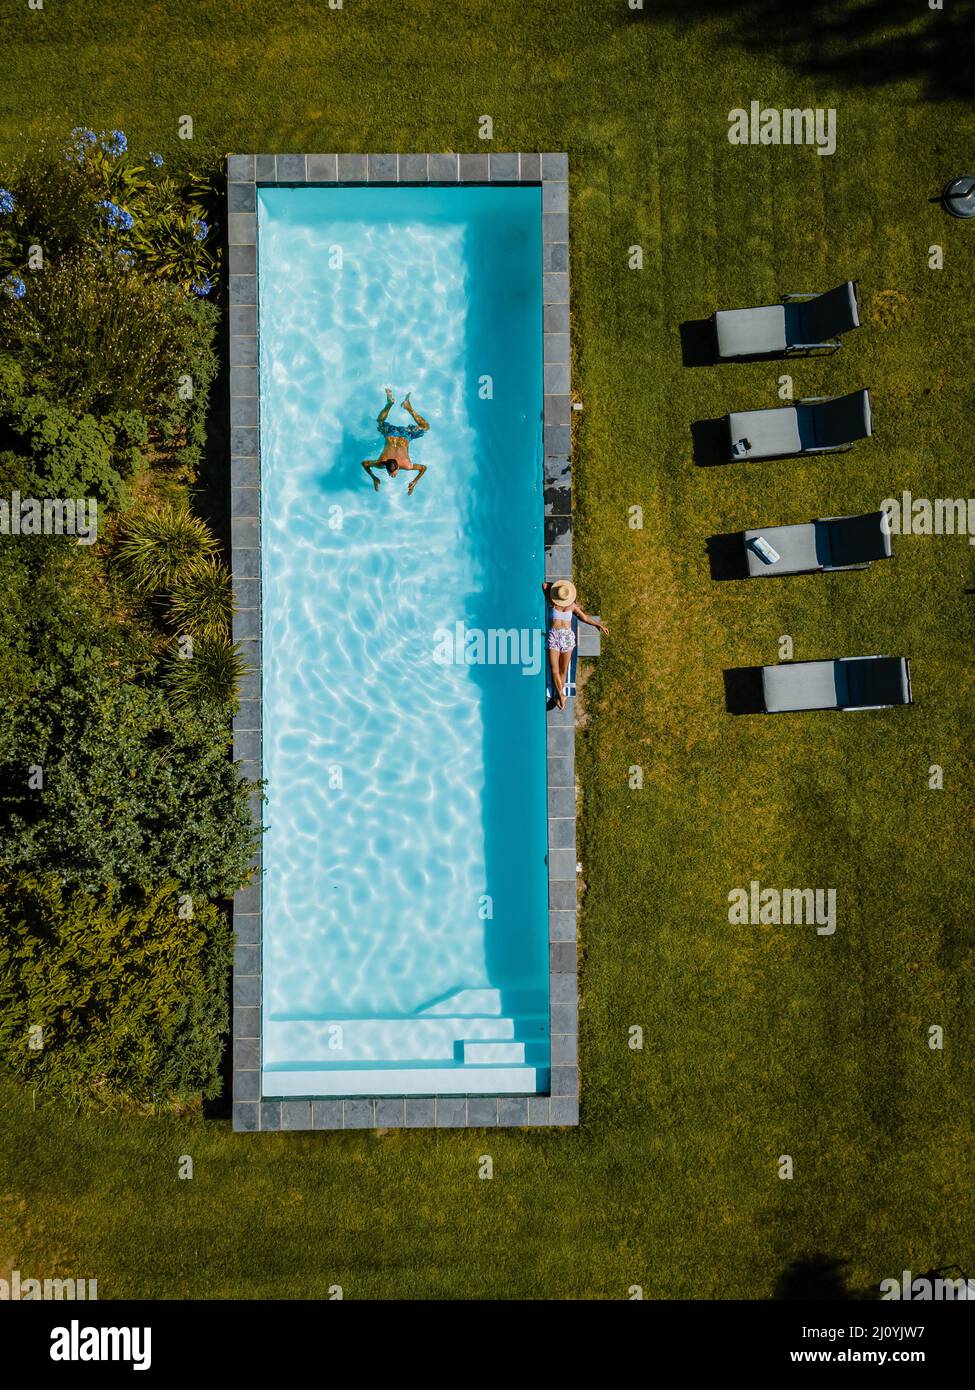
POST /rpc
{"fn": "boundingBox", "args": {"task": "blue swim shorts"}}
[378,420,426,440]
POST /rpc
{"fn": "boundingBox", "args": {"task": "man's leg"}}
[377,387,394,428]
[402,394,430,430]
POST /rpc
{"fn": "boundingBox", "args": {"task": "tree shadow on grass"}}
[776,1253,873,1300]
[618,0,975,104]
[723,665,766,713]
[680,318,718,367]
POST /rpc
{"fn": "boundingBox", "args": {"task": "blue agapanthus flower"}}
[2,275,26,300]
[65,127,97,163]
[0,189,14,216]
[193,219,209,242]
[97,199,134,232]
[149,152,164,167]
[191,277,213,297]
[101,129,128,156]
[116,248,135,268]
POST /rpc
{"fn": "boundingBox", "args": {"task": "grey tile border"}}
[229,155,578,1131]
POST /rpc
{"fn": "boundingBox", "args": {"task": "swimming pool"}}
[256,183,549,1097]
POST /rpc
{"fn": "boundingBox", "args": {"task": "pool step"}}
[419,987,548,1017]
[263,1012,547,1067]
[262,1065,547,1098]
[462,1040,525,1064]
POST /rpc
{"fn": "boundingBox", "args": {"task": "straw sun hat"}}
[550,579,577,608]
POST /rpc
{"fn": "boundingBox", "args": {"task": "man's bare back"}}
[362,388,431,495]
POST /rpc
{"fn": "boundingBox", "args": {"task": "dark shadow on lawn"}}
[680,318,717,368]
[776,1253,870,1300]
[617,0,975,104]
[691,417,729,466]
[723,665,766,714]
[707,532,749,580]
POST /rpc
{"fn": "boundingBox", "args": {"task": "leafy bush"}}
[1,131,218,295]
[0,353,145,507]
[0,623,257,897]
[116,504,219,593]
[168,555,234,641]
[164,634,248,712]
[0,253,217,465]
[0,875,232,1104]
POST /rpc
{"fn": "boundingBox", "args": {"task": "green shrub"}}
[0,354,145,507]
[0,252,217,460]
[167,555,234,641]
[0,633,257,898]
[116,504,219,593]
[164,633,248,713]
[0,875,232,1104]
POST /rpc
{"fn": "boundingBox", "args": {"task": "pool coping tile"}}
[229,154,578,1132]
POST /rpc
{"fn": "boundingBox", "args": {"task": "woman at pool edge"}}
[362,388,430,494]
[543,579,609,710]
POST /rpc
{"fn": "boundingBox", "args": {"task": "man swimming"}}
[361,387,430,494]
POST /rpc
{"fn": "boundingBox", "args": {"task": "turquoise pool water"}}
[257,185,550,1096]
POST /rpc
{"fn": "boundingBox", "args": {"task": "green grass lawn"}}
[2,0,974,1299]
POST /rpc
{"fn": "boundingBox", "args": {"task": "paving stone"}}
[233,1102,260,1132]
[544,425,571,456]
[547,727,574,761]
[255,154,276,181]
[368,153,398,181]
[313,1101,344,1129]
[230,337,258,370]
[550,941,576,974]
[231,456,259,486]
[228,213,257,245]
[229,275,258,306]
[234,1006,260,1038]
[544,482,571,518]
[337,154,367,182]
[545,396,571,427]
[542,152,569,180]
[234,913,259,946]
[547,756,573,788]
[543,213,569,243]
[544,302,570,333]
[551,1067,578,1097]
[227,154,255,181]
[234,1069,260,1101]
[489,152,519,181]
[233,974,259,1007]
[276,154,306,182]
[552,1001,578,1034]
[230,420,259,453]
[459,152,489,180]
[344,1099,375,1128]
[235,944,260,976]
[231,365,258,397]
[549,881,576,911]
[228,182,256,212]
[551,1033,578,1065]
[499,1097,530,1126]
[545,542,572,577]
[399,153,428,181]
[519,153,541,181]
[548,818,576,851]
[281,1100,312,1130]
[551,1097,580,1126]
[543,271,569,302]
[404,1098,436,1128]
[544,362,571,396]
[549,849,577,882]
[233,577,260,610]
[376,1099,406,1128]
[234,1037,260,1069]
[543,242,569,272]
[542,181,568,213]
[547,785,575,817]
[549,909,577,942]
[436,1098,467,1127]
[307,153,338,181]
[551,972,577,1003]
[230,305,257,335]
[467,1097,499,1127]
[528,1097,552,1125]
[429,153,459,182]
[260,1101,282,1131]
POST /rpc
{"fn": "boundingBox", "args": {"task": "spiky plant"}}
[117,506,218,594]
[164,633,247,711]
[167,555,233,642]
